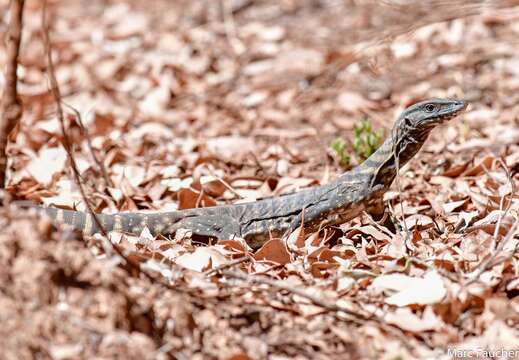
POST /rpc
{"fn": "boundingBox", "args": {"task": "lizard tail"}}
[42,206,117,235]
[14,201,117,235]
[13,201,198,236]
[13,201,166,236]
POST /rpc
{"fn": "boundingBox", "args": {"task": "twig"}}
[203,165,244,199]
[252,262,284,276]
[63,103,114,187]
[293,1,506,108]
[0,0,25,188]
[220,269,420,353]
[221,0,245,55]
[41,1,194,296]
[194,187,205,208]
[462,157,518,287]
[205,256,251,276]
[490,158,514,245]
[391,127,413,252]
[463,216,519,288]
[42,1,104,240]
[221,269,371,320]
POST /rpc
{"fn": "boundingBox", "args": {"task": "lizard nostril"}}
[457,100,468,109]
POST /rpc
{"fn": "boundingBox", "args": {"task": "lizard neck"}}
[314,130,431,228]
[335,129,430,192]
[358,129,430,189]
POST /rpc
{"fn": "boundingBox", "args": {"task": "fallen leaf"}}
[403,214,434,230]
[371,270,447,306]
[442,199,467,214]
[461,155,496,177]
[178,187,217,210]
[385,307,444,332]
[254,239,291,265]
[176,247,228,272]
[217,239,248,254]
[26,147,67,186]
[206,137,256,161]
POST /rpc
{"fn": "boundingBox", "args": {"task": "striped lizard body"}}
[22,98,467,249]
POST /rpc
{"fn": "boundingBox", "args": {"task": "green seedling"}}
[330,137,351,167]
[353,119,383,160]
[331,119,383,167]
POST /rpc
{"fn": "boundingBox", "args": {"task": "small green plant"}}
[352,119,383,160]
[330,137,351,167]
[331,119,383,167]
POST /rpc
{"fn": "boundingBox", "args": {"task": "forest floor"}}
[1,0,519,359]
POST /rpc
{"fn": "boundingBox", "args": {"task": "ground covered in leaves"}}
[1,0,519,359]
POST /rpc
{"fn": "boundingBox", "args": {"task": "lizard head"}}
[396,98,468,137]
[364,98,468,188]
[391,98,468,156]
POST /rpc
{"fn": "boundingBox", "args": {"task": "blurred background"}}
[2,0,519,188]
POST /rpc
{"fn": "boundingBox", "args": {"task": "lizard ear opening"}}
[404,117,413,127]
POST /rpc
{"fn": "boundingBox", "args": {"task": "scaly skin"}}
[23,98,467,248]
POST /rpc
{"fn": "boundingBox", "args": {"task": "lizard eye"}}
[424,104,436,112]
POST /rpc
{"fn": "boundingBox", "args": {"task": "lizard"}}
[19,98,467,249]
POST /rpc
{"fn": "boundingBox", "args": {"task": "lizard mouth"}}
[437,100,468,123]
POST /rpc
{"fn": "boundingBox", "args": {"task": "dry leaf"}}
[371,271,447,306]
[462,155,496,177]
[176,247,228,272]
[254,239,291,265]
[177,187,217,210]
[442,199,467,214]
[26,147,67,185]
[385,307,444,332]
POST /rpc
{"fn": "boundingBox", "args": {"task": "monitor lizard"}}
[19,98,467,249]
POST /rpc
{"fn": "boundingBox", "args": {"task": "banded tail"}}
[16,202,183,237]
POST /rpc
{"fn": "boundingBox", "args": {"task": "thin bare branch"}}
[0,0,25,188]
[491,158,514,244]
[221,269,371,320]
[62,103,114,188]
[464,216,519,287]
[463,158,517,287]
[40,0,195,296]
[205,256,251,276]
[220,269,420,352]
